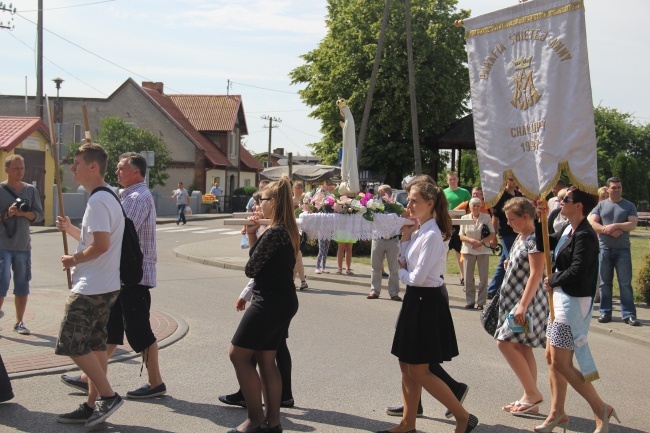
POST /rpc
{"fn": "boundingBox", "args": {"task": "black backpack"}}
[91,187,144,287]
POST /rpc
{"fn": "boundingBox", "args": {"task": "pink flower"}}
[333,203,344,213]
[325,196,335,206]
[360,196,369,206]
[302,204,310,212]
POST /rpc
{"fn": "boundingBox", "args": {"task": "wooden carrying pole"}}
[539,198,555,321]
[45,95,72,290]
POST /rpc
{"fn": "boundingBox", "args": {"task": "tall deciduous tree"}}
[290,0,470,186]
[94,117,172,188]
[593,106,649,204]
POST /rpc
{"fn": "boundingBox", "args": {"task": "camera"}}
[11,198,30,213]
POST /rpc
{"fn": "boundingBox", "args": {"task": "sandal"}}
[511,400,542,416]
[299,280,308,290]
[346,269,354,275]
[336,268,343,275]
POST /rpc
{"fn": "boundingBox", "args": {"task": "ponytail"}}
[434,187,452,241]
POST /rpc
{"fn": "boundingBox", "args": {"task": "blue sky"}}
[1,0,648,156]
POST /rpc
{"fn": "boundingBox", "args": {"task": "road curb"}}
[7,311,189,380]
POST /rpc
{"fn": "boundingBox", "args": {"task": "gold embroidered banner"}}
[464,0,598,206]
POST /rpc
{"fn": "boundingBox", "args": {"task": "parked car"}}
[392,189,408,207]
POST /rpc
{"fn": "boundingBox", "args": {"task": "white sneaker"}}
[13,322,30,335]
[314,268,322,274]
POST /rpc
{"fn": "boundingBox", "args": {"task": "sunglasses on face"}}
[561,196,574,203]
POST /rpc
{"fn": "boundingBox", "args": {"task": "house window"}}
[244,179,251,187]
[229,129,239,158]
[73,124,82,143]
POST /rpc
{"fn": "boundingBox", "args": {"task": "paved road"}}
[0,217,648,432]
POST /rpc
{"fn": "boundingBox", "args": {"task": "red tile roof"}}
[167,95,248,134]
[239,145,263,170]
[139,86,233,168]
[0,117,51,151]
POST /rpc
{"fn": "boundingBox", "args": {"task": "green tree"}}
[459,150,480,188]
[94,117,172,188]
[593,106,649,204]
[290,0,470,186]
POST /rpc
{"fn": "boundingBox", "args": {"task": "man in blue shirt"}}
[588,177,640,326]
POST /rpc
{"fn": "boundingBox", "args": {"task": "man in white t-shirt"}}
[170,182,189,225]
[55,143,125,427]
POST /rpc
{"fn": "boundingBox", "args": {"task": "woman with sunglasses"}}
[228,177,300,433]
[533,188,619,433]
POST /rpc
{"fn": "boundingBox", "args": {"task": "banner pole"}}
[539,197,555,321]
[45,95,72,290]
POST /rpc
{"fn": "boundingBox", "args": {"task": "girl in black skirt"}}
[228,177,300,433]
[379,180,478,433]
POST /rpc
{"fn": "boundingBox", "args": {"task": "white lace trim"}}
[297,213,406,241]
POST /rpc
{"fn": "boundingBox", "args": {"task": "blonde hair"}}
[378,184,392,197]
[503,196,535,219]
[408,180,452,241]
[597,186,609,202]
[263,176,300,257]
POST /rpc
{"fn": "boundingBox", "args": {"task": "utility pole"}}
[0,2,16,30]
[261,115,281,168]
[37,0,43,119]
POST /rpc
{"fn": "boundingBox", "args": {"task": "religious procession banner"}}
[464,0,598,205]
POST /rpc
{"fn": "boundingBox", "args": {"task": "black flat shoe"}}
[266,424,282,433]
[226,421,269,433]
[377,429,417,433]
[465,414,479,433]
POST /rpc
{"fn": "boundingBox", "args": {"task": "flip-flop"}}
[511,400,543,416]
[502,401,519,412]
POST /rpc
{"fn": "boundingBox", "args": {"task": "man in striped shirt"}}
[61,152,166,400]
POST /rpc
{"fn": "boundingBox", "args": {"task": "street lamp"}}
[52,77,64,159]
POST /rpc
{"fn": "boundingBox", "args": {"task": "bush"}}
[233,186,257,196]
[636,253,650,306]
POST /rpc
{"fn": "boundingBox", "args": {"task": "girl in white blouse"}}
[379,180,478,433]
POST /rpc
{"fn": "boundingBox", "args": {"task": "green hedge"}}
[233,186,258,196]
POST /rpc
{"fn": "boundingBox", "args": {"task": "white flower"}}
[359,205,367,214]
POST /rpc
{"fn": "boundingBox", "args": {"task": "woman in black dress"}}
[228,177,300,433]
[379,180,478,433]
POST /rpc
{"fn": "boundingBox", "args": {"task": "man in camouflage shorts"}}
[55,143,125,427]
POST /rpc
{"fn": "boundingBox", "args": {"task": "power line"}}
[5,30,109,97]
[14,12,183,94]
[280,122,321,139]
[20,0,116,13]
[230,80,299,95]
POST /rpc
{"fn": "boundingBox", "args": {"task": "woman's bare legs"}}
[542,344,569,425]
[550,346,609,431]
[344,243,353,271]
[386,362,470,433]
[497,340,544,411]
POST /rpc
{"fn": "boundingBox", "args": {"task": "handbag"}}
[480,291,500,336]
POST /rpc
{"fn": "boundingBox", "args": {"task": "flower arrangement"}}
[297,188,404,221]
